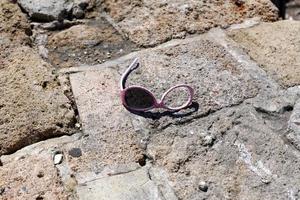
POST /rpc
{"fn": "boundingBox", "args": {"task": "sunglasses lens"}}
[163,86,191,110]
[124,87,155,110]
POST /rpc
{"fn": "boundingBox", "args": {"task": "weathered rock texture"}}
[58,24,300,199]
[0,46,76,155]
[69,68,144,172]
[0,0,76,155]
[228,20,300,88]
[17,0,73,22]
[2,0,300,200]
[0,133,82,200]
[17,0,100,22]
[0,150,67,200]
[0,0,31,44]
[47,19,137,68]
[101,0,278,47]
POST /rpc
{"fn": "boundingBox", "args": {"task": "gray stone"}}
[68,68,145,172]
[289,100,300,135]
[68,147,82,157]
[286,99,300,150]
[72,5,85,19]
[36,20,80,31]
[76,167,175,200]
[198,181,208,192]
[17,0,73,22]
[65,26,300,199]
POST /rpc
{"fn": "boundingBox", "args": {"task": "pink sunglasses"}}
[120,58,194,112]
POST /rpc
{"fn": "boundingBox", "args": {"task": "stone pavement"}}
[2,19,300,199]
[1,0,300,199]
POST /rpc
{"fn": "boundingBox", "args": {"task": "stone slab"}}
[0,45,76,156]
[66,25,300,199]
[228,20,300,88]
[69,68,144,172]
[101,0,278,47]
[0,134,82,200]
[76,167,171,200]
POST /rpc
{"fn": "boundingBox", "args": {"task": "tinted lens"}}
[163,87,190,109]
[124,87,155,109]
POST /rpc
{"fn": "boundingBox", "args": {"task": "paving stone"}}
[76,167,176,200]
[101,0,278,47]
[0,134,81,200]
[69,68,145,172]
[228,20,300,88]
[0,45,76,155]
[146,104,300,199]
[65,26,300,199]
[47,18,137,68]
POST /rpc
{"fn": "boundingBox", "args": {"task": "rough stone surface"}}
[0,134,82,200]
[286,97,300,151]
[77,167,176,200]
[0,45,76,155]
[2,1,300,199]
[69,68,144,172]
[228,20,300,88]
[101,0,278,47]
[47,20,137,68]
[17,0,73,22]
[0,0,31,44]
[0,154,67,200]
[61,25,300,199]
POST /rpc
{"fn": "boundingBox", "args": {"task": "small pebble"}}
[75,123,81,128]
[203,135,215,146]
[68,148,82,158]
[198,181,208,192]
[53,153,63,165]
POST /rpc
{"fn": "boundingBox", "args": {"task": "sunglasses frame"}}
[120,58,194,112]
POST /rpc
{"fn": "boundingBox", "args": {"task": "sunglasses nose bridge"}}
[155,99,164,108]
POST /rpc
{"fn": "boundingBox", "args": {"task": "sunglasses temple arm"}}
[120,58,140,90]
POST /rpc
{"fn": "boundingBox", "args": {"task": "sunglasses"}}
[120,58,194,112]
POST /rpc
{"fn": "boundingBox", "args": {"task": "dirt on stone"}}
[47,18,138,68]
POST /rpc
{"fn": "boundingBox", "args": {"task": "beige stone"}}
[0,0,31,44]
[0,45,76,155]
[0,154,67,200]
[228,20,300,88]
[102,0,278,47]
